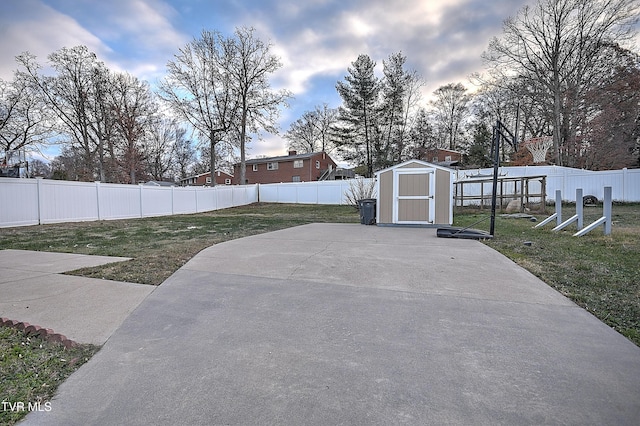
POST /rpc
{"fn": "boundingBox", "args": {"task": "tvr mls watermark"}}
[2,400,52,413]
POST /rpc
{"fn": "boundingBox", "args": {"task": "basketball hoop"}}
[523,137,552,163]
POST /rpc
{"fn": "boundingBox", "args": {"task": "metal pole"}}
[576,188,583,230]
[490,122,500,236]
[604,186,612,235]
[513,102,520,152]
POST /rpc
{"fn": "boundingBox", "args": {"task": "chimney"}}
[288,150,297,156]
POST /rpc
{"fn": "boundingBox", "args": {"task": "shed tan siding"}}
[399,161,425,169]
[435,168,451,224]
[378,169,393,223]
[398,173,429,197]
[376,159,453,226]
[398,199,429,221]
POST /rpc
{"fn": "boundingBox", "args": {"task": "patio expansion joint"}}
[286,241,333,280]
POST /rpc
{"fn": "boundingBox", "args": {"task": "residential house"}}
[415,148,462,167]
[179,170,234,186]
[232,151,338,184]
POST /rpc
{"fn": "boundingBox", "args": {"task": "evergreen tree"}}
[334,54,379,177]
[464,122,493,168]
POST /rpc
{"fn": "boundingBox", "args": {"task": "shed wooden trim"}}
[392,167,435,225]
[374,159,454,226]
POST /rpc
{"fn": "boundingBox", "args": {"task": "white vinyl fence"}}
[2,166,637,228]
[258,180,364,205]
[456,166,640,203]
[0,178,258,228]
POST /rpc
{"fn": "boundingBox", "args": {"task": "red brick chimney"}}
[288,150,297,156]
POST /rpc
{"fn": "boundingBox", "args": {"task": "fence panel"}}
[99,183,142,219]
[257,180,364,205]
[0,178,39,227]
[40,180,99,224]
[172,187,197,215]
[216,186,235,210]
[1,179,260,228]
[317,181,350,204]
[139,186,172,218]
[235,185,259,207]
[624,169,640,201]
[257,184,280,203]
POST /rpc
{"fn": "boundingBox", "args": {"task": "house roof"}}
[239,151,330,165]
[144,180,177,187]
[179,170,234,181]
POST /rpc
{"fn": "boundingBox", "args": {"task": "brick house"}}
[415,148,462,167]
[179,170,234,186]
[232,151,338,184]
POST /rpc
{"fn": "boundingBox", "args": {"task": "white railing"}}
[456,166,640,203]
[0,178,258,228]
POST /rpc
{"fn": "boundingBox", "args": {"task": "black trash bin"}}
[357,198,376,225]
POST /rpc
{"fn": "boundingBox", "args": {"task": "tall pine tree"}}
[334,54,379,177]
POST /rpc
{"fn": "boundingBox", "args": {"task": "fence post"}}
[576,188,583,230]
[604,186,612,235]
[36,177,44,225]
[95,181,102,220]
[139,184,144,217]
[171,186,175,215]
[623,168,628,202]
[555,189,562,226]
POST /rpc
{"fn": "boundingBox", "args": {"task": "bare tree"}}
[284,103,338,154]
[27,158,51,178]
[430,82,471,151]
[0,72,52,160]
[159,30,239,186]
[172,127,196,180]
[285,111,318,153]
[110,72,156,183]
[17,46,113,181]
[227,27,291,185]
[575,45,640,169]
[146,118,180,181]
[484,0,640,165]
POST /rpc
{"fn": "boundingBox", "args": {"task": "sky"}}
[0,0,533,163]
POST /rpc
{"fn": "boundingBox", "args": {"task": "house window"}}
[433,156,438,162]
[267,162,278,170]
[225,178,231,185]
[445,155,452,161]
[252,164,258,172]
[206,177,212,184]
[292,176,301,182]
[315,160,320,169]
[293,160,303,168]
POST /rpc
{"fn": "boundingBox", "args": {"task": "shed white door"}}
[392,168,435,225]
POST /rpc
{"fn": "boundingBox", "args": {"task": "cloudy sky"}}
[0,0,532,160]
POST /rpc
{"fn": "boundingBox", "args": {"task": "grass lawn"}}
[0,327,98,426]
[453,203,640,347]
[0,203,361,286]
[0,201,638,424]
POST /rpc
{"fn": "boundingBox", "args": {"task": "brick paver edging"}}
[0,317,79,348]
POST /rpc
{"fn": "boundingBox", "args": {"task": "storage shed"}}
[375,160,454,226]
